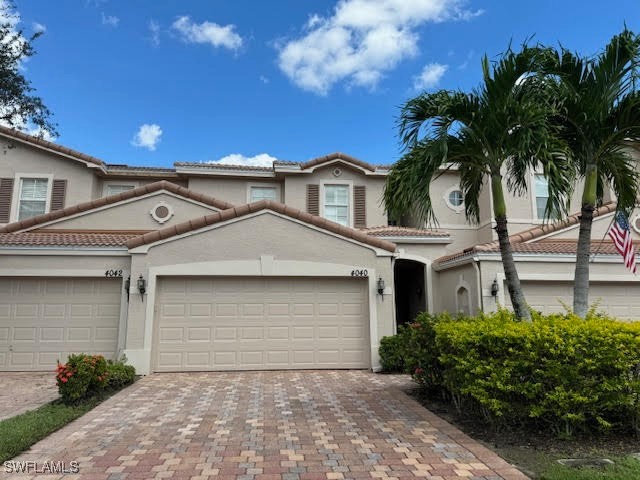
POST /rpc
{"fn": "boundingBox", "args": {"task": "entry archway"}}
[393,258,427,327]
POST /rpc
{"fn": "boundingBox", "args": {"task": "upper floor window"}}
[18,178,49,220]
[535,174,549,218]
[105,184,136,196]
[250,186,277,202]
[324,184,349,226]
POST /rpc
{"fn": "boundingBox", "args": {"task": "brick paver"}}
[8,371,528,479]
[0,372,58,421]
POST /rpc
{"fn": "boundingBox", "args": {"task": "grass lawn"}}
[540,457,640,479]
[0,397,103,463]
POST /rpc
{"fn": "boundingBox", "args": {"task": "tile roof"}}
[105,164,177,173]
[434,202,618,265]
[359,225,449,238]
[174,162,274,172]
[295,152,390,172]
[126,200,397,252]
[0,232,138,247]
[504,239,640,256]
[0,180,234,233]
[0,125,106,167]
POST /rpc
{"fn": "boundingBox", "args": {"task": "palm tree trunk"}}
[573,166,598,317]
[491,175,531,321]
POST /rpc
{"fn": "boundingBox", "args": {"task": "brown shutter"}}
[354,185,366,228]
[50,179,67,211]
[307,184,319,215]
[0,178,14,223]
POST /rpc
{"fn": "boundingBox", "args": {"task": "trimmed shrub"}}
[105,358,136,389]
[379,309,640,436]
[379,333,406,372]
[56,354,108,404]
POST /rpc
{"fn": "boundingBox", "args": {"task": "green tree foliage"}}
[0,1,56,137]
[384,45,571,321]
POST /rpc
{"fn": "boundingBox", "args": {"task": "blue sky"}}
[10,0,640,167]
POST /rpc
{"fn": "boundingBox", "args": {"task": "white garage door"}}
[0,278,122,371]
[154,276,370,371]
[515,281,640,320]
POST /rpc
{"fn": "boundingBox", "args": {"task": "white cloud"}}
[101,12,119,27]
[32,22,46,33]
[172,16,243,51]
[413,63,447,90]
[131,124,162,151]
[277,0,482,95]
[206,153,277,167]
[259,75,270,84]
[149,19,160,46]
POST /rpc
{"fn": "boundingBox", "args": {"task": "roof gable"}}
[0,181,233,233]
[126,200,396,252]
[435,203,618,265]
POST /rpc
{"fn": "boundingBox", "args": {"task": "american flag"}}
[608,211,637,274]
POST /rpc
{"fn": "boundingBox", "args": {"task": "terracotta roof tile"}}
[360,225,449,238]
[0,232,137,247]
[0,125,106,167]
[434,203,618,264]
[174,162,274,172]
[0,180,234,233]
[126,200,396,252]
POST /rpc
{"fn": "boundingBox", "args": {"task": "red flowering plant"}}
[56,354,108,404]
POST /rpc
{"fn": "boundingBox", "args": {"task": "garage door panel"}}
[0,278,121,371]
[512,281,640,320]
[154,276,369,371]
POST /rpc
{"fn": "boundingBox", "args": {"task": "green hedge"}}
[379,310,640,436]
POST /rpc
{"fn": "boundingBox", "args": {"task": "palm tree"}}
[384,47,571,321]
[540,30,640,317]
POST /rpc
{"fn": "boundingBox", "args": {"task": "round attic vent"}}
[332,167,342,177]
[150,201,174,224]
[632,214,640,235]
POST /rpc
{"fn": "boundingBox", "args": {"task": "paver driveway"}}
[0,372,58,421]
[11,371,527,480]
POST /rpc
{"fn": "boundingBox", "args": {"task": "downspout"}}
[472,256,484,312]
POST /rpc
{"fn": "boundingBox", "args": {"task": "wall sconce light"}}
[491,279,499,297]
[137,275,146,300]
[377,277,385,296]
[124,276,131,302]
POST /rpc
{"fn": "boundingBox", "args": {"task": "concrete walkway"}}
[10,371,527,479]
[0,372,58,421]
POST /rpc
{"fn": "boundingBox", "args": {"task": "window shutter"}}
[307,184,319,215]
[50,179,67,211]
[354,185,366,228]
[0,178,14,223]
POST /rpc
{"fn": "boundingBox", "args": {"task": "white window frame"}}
[320,181,353,227]
[10,173,53,222]
[533,173,549,219]
[443,185,465,213]
[103,181,139,197]
[247,183,280,203]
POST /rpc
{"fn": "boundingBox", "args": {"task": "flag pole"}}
[589,213,616,263]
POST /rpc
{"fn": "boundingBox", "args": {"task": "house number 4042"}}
[351,269,368,277]
[104,269,123,278]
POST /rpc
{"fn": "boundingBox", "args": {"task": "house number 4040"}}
[350,269,368,277]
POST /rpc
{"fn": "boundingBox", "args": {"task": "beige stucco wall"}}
[42,193,218,231]
[0,139,99,223]
[123,212,395,373]
[283,165,387,228]
[432,261,480,315]
[187,177,283,206]
[0,253,130,272]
